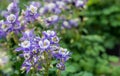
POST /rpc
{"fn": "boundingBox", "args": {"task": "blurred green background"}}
[0,0,120,76]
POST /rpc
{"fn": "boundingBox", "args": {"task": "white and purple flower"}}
[38,39,50,50]
[6,14,17,23]
[7,1,19,14]
[24,3,40,23]
[16,30,70,73]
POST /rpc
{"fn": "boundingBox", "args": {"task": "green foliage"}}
[59,0,120,76]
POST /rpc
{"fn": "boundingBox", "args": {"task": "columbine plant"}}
[16,29,71,76]
[38,0,87,29]
[0,1,22,44]
[0,0,87,75]
[24,2,40,23]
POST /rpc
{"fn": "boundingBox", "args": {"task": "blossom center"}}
[52,36,59,43]
[1,24,8,30]
[29,5,38,14]
[7,14,16,23]
[24,53,30,59]
[21,40,31,48]
[63,21,69,27]
[39,39,50,49]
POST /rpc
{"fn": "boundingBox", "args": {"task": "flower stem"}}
[12,32,19,44]
[44,51,50,76]
[56,69,61,76]
[45,66,49,76]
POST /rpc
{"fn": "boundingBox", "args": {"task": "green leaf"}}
[109,56,119,63]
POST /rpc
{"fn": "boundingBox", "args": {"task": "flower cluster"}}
[39,0,87,29]
[16,30,70,73]
[0,1,23,38]
[24,2,40,23]
[0,0,88,74]
[0,0,87,38]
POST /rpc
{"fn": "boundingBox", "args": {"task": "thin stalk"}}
[12,32,19,44]
[44,66,49,76]
[44,51,51,76]
[56,69,61,76]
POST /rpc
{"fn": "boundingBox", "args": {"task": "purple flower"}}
[30,1,41,8]
[0,20,7,37]
[0,16,22,38]
[16,30,71,73]
[46,2,56,12]
[53,8,61,14]
[50,45,59,51]
[0,20,9,32]
[51,36,59,44]
[0,2,24,38]
[4,13,23,35]
[24,4,40,23]
[42,30,56,38]
[7,1,19,14]
[58,48,70,61]
[69,18,79,27]
[62,21,71,29]
[33,0,86,30]
[75,0,86,8]
[20,29,35,41]
[21,40,31,48]
[56,1,66,9]
[16,30,35,52]
[45,15,59,26]
[53,47,70,62]
[28,5,38,14]
[6,14,17,23]
[21,60,32,73]
[23,52,31,60]
[56,62,65,70]
[39,7,48,15]
[38,39,50,50]
[63,0,73,3]
[16,40,32,52]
